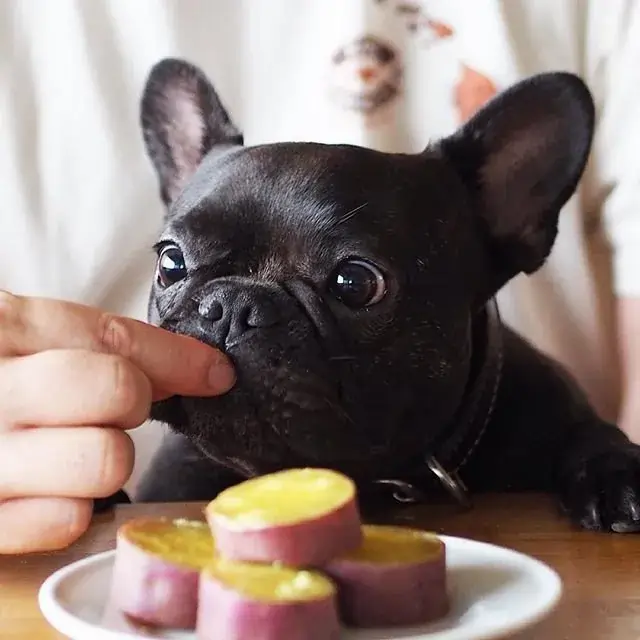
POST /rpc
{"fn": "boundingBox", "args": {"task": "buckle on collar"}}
[425,455,472,510]
[374,455,472,510]
[373,478,428,504]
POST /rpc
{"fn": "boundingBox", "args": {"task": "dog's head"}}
[140,59,594,479]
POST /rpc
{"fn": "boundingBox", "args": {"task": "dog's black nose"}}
[198,299,224,321]
[198,283,280,345]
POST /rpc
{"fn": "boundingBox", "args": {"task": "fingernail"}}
[208,356,236,393]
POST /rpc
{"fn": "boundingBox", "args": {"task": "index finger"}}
[0,292,235,399]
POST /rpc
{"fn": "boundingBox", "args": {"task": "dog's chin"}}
[151,388,395,477]
[150,335,465,482]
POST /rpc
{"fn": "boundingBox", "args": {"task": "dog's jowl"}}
[131,57,640,534]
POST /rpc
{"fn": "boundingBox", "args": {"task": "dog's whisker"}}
[321,396,355,425]
[333,202,368,228]
[329,355,357,361]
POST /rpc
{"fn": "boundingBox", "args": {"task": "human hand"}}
[0,292,235,553]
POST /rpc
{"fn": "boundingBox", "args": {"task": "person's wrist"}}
[616,296,640,443]
[619,389,640,444]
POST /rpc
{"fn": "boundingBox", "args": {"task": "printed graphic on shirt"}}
[454,63,498,123]
[328,36,402,115]
[393,1,454,46]
[375,0,454,47]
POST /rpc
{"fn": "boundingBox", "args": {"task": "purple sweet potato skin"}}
[207,497,362,566]
[197,573,341,640]
[326,546,449,628]
[109,534,200,629]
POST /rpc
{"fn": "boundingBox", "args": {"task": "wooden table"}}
[1,494,640,639]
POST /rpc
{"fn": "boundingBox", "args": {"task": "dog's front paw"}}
[560,446,640,533]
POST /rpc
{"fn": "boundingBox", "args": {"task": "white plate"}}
[39,535,561,640]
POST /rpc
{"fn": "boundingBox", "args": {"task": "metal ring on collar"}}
[425,455,473,510]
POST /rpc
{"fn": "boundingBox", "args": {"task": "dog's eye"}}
[329,259,386,308]
[156,244,187,288]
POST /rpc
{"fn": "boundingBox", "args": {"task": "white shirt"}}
[2,0,639,492]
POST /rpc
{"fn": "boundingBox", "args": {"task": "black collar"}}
[373,299,504,510]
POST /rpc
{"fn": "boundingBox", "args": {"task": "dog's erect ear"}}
[438,72,595,296]
[140,58,243,206]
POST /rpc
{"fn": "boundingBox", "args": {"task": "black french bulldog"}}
[125,58,640,534]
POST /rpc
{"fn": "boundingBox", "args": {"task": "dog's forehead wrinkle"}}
[252,223,349,282]
[169,208,234,257]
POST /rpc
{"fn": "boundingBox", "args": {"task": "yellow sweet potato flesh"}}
[341,525,443,564]
[121,518,215,569]
[203,557,336,602]
[208,468,356,528]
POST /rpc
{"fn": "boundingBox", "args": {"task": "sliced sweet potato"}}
[205,468,362,566]
[110,517,215,629]
[326,524,449,627]
[197,556,341,640]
